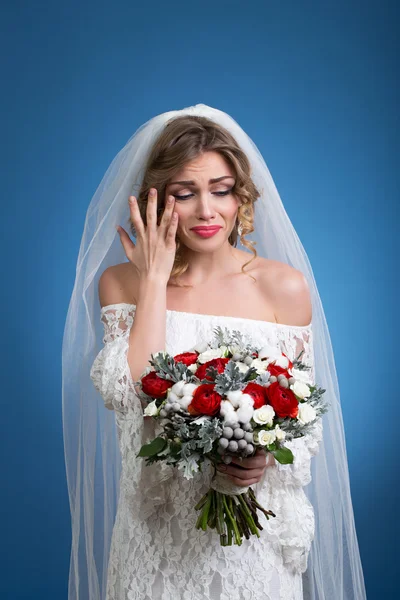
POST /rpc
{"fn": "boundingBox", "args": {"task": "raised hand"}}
[116,188,179,284]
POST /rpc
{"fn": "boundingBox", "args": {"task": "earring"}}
[237,219,243,236]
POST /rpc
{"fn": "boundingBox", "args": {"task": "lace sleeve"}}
[89,304,136,413]
[271,327,324,488]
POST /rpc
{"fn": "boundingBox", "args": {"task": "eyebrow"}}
[169,175,235,185]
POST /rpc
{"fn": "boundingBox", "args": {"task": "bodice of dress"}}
[89,303,324,599]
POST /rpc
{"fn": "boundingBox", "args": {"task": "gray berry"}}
[244,432,254,443]
[228,440,239,452]
[223,427,234,439]
[277,374,286,381]
[223,455,232,464]
[233,428,244,440]
[224,420,236,429]
[159,409,167,418]
[242,423,253,432]
[232,353,242,361]
[232,422,240,429]
[238,439,247,450]
[244,356,253,366]
[279,378,289,388]
[269,376,277,383]
[218,437,229,449]
[245,444,254,455]
[288,377,296,385]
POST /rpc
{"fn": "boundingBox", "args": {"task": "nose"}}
[195,191,217,221]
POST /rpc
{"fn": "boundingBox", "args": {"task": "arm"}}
[90,265,169,412]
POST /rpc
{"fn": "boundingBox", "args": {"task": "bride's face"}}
[165,151,241,252]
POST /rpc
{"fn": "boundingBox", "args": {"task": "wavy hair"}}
[129,114,261,287]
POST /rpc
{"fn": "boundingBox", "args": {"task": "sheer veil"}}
[62,103,367,599]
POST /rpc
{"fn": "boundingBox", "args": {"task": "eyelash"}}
[173,189,233,201]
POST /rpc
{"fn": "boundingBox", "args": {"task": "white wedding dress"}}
[90,303,323,600]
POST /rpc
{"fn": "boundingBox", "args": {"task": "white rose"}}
[197,348,226,363]
[257,429,276,446]
[143,400,159,417]
[250,358,269,374]
[290,380,311,400]
[297,403,317,425]
[236,361,250,374]
[258,345,281,362]
[290,367,312,385]
[253,404,275,426]
[274,424,286,441]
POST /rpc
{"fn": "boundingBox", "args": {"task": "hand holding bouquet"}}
[135,326,328,546]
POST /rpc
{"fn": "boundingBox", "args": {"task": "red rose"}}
[187,384,222,416]
[265,381,298,418]
[267,353,293,378]
[173,351,199,367]
[141,371,174,399]
[194,357,230,381]
[242,382,266,409]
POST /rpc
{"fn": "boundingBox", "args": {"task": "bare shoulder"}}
[98,262,139,309]
[258,258,312,326]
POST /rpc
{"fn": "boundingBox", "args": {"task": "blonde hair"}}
[129,114,261,287]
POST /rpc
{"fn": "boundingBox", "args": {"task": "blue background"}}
[1,1,398,598]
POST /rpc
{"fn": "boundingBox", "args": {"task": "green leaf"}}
[137,436,167,458]
[272,446,294,464]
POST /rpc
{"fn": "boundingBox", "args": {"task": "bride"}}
[62,104,367,600]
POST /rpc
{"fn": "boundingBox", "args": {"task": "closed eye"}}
[173,189,233,201]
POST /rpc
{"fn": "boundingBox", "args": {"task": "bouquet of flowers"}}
[135,326,328,546]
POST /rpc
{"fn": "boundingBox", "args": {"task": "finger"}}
[129,196,145,238]
[218,465,265,480]
[166,211,179,246]
[231,454,266,469]
[228,476,260,487]
[146,188,158,232]
[116,225,136,259]
[159,195,176,231]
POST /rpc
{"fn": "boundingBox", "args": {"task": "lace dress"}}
[90,303,323,600]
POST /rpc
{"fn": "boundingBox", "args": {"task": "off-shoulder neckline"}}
[100,302,312,331]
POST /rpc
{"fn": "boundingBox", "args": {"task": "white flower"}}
[274,354,290,369]
[235,361,250,374]
[250,358,269,374]
[187,363,198,373]
[253,404,275,426]
[274,424,286,441]
[290,367,312,385]
[197,347,227,363]
[297,403,317,425]
[257,429,276,446]
[258,344,282,362]
[143,400,159,417]
[290,380,311,400]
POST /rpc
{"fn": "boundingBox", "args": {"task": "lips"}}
[190,226,222,238]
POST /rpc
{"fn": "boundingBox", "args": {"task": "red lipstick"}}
[190,226,222,238]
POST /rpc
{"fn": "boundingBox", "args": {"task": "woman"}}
[62,104,367,600]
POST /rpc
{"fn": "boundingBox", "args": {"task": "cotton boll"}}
[258,345,281,361]
[239,393,255,408]
[168,391,180,403]
[171,381,186,396]
[179,395,193,410]
[182,382,198,396]
[192,341,208,354]
[236,404,254,424]
[220,400,237,420]
[226,389,243,408]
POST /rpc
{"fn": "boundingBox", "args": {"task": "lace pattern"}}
[90,303,324,599]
